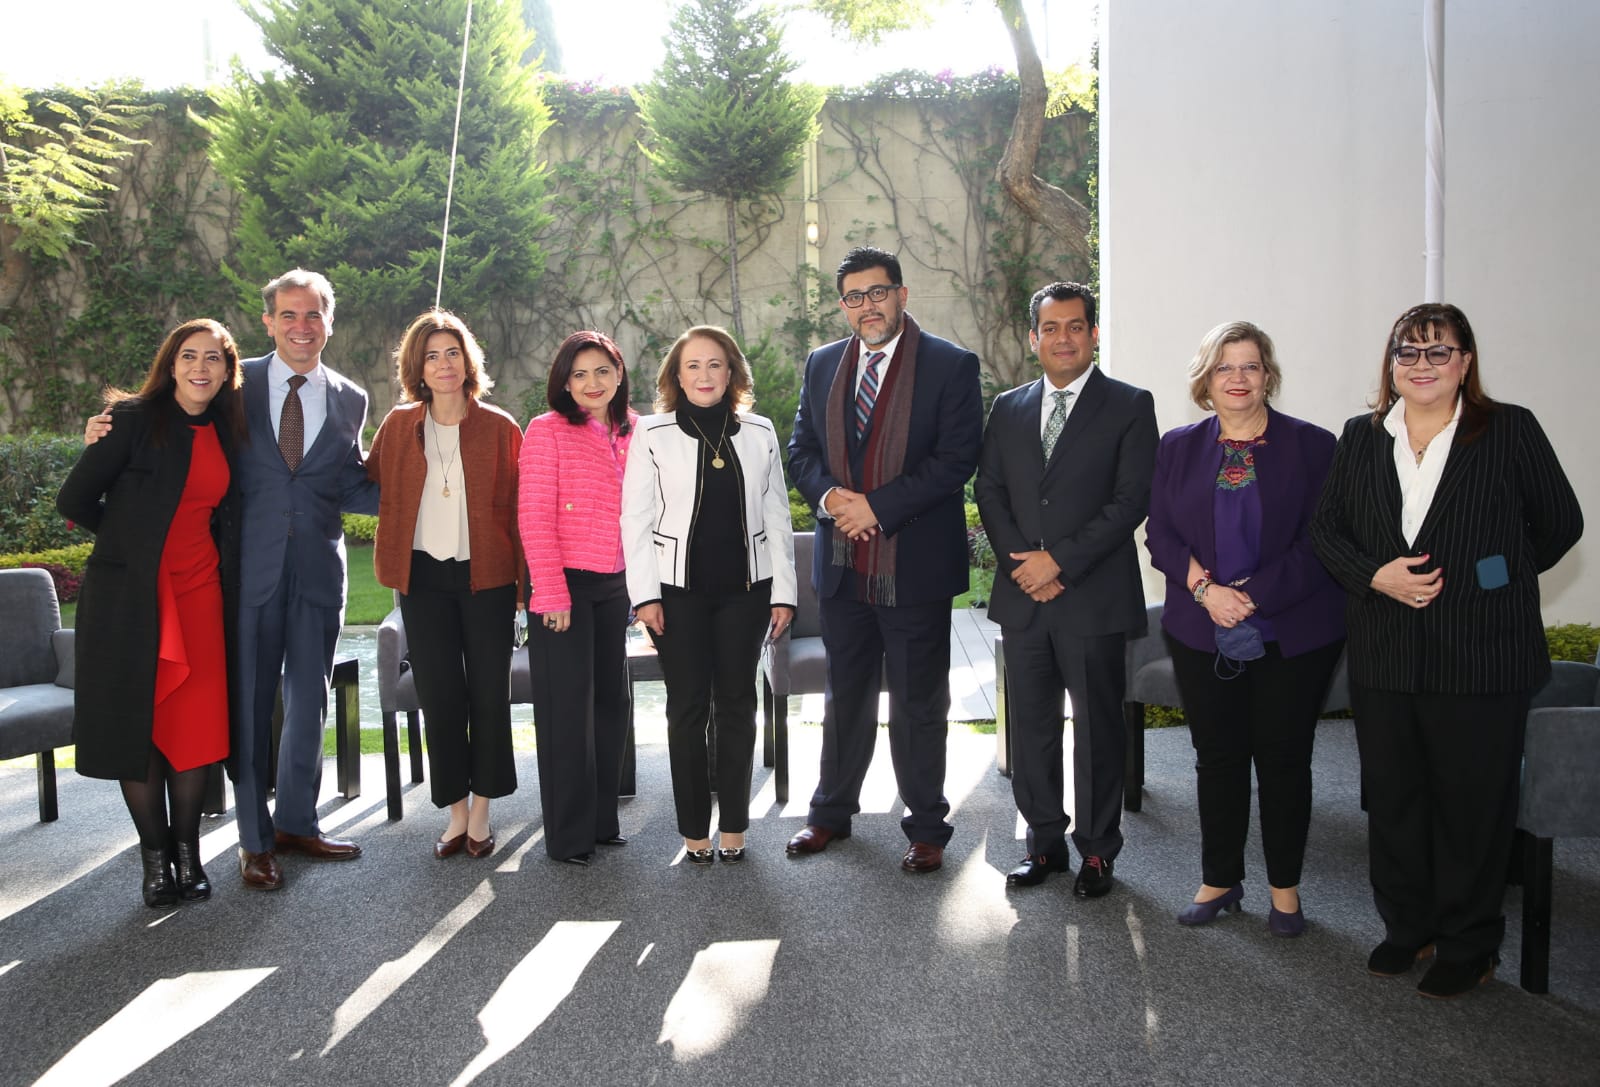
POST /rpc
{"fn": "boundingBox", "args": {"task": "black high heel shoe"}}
[140,846,178,909]
[173,841,212,901]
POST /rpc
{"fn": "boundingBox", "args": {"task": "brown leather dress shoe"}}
[434,832,467,859]
[274,830,362,860]
[901,842,944,873]
[786,824,849,855]
[465,831,496,859]
[239,849,284,891]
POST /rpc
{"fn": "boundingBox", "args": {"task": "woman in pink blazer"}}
[518,332,639,865]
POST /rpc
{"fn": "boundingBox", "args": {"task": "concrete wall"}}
[1102,0,1599,622]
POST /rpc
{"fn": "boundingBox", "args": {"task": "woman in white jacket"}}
[621,325,796,864]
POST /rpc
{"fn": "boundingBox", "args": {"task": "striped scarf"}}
[823,313,922,605]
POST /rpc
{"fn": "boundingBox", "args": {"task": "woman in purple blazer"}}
[1145,321,1345,936]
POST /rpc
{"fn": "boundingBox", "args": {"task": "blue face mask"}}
[1214,618,1265,676]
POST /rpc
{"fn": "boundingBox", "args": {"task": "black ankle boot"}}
[140,846,178,909]
[172,841,211,901]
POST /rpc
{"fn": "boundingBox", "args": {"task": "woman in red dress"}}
[58,319,244,909]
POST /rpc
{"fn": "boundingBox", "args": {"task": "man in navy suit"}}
[785,246,983,873]
[974,282,1157,897]
[230,269,379,890]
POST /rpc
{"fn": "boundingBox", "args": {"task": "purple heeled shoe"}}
[1177,884,1244,926]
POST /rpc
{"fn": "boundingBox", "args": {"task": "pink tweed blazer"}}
[517,409,637,614]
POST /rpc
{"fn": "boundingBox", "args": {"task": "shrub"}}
[788,486,815,531]
[1547,623,1600,664]
[0,433,87,552]
[0,542,93,575]
[342,514,379,543]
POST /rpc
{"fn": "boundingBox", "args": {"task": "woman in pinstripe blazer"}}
[1311,303,1582,999]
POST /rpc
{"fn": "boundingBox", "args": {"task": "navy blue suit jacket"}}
[237,354,379,609]
[1145,408,1344,656]
[788,322,982,607]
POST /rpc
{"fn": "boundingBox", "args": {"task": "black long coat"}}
[56,397,242,780]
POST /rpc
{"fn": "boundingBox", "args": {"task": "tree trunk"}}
[994,0,1093,263]
[726,196,745,342]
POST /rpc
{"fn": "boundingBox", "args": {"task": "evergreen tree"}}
[635,0,823,341]
[207,0,553,386]
[521,0,563,71]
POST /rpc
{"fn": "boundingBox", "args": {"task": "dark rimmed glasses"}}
[840,284,901,308]
[1393,344,1465,366]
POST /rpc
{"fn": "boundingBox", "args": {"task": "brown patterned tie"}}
[280,374,307,470]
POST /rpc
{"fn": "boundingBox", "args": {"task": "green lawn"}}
[344,543,391,624]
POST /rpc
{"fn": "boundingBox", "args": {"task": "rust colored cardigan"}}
[367,398,526,598]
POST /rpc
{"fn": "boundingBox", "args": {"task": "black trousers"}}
[1352,684,1529,963]
[809,595,954,846]
[1168,635,1344,888]
[1005,623,1126,861]
[528,569,631,860]
[651,582,770,838]
[399,552,517,807]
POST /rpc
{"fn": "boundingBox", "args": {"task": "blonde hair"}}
[1187,321,1282,411]
[654,325,754,412]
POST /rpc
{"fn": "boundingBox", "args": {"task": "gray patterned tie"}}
[280,374,307,470]
[1041,388,1072,460]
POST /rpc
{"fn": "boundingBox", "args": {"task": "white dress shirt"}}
[1385,395,1462,547]
[1038,367,1092,438]
[266,352,329,451]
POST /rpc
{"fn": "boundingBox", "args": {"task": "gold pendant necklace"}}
[687,413,729,469]
[430,410,461,496]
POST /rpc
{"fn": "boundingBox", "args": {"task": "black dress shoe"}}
[140,846,178,909]
[1073,855,1115,898]
[561,853,594,867]
[1006,852,1072,887]
[1367,940,1435,977]
[172,841,211,901]
[597,835,628,847]
[717,847,746,863]
[684,847,715,866]
[1417,954,1497,999]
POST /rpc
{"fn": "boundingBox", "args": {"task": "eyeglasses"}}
[1393,345,1464,366]
[1214,363,1262,377]
[840,284,901,308]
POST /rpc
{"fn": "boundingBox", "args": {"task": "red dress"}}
[151,421,230,770]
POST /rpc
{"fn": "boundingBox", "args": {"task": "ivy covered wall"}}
[0,71,1092,434]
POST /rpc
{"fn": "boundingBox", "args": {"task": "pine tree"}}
[207,0,553,385]
[635,0,823,341]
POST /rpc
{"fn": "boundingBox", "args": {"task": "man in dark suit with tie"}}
[231,269,380,890]
[975,282,1158,896]
[785,246,983,873]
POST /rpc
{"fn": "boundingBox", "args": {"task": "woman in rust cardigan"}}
[367,310,524,859]
[517,331,638,866]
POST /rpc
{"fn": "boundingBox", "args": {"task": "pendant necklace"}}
[430,410,461,496]
[687,413,729,469]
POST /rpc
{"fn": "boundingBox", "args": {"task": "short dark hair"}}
[835,245,903,296]
[1029,282,1096,333]
[546,330,632,433]
[261,268,336,325]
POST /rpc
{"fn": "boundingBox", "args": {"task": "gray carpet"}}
[2,719,1598,1086]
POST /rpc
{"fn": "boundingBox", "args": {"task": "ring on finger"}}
[1413,595,1424,604]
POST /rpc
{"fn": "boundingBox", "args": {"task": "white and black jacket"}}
[621,410,798,608]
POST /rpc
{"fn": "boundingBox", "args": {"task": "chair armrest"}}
[51,628,76,689]
[1520,706,1600,838]
[376,606,408,713]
